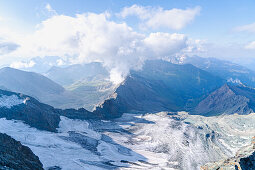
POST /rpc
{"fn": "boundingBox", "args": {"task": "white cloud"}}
[120,4,152,20]
[2,12,194,84]
[235,23,255,33]
[144,32,188,57]
[245,41,255,49]
[119,5,200,30]
[10,60,36,69]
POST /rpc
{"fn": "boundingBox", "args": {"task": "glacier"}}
[0,112,254,170]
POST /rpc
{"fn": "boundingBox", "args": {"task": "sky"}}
[0,0,255,83]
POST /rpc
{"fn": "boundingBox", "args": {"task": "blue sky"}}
[1,0,255,43]
[0,0,255,76]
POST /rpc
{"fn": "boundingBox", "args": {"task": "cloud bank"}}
[1,6,202,84]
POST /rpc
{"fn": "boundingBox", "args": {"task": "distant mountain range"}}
[95,59,255,117]
[45,63,114,110]
[0,66,112,110]
[173,55,255,88]
[45,62,109,86]
[0,67,64,98]
[3,58,255,117]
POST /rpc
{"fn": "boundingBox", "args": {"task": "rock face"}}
[193,84,255,116]
[239,151,255,170]
[94,60,224,117]
[0,133,43,170]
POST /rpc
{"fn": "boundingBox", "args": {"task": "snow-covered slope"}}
[1,112,255,170]
[0,94,24,108]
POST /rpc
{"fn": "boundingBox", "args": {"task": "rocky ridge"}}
[0,133,43,170]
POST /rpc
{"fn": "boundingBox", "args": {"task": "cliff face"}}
[0,133,43,170]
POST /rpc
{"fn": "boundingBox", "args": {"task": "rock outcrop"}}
[0,133,43,170]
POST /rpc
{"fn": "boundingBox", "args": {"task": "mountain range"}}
[94,60,223,117]
[1,56,255,169]
[0,66,112,111]
[173,55,255,88]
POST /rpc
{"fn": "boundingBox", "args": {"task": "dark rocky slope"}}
[193,84,255,116]
[94,60,224,117]
[0,89,61,132]
[0,133,43,170]
[0,88,120,132]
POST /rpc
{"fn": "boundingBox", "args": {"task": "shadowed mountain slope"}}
[94,60,225,117]
[193,84,255,116]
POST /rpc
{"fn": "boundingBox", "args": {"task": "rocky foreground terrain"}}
[0,133,43,170]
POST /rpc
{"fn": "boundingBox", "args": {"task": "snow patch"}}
[227,78,243,85]
[0,95,24,108]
